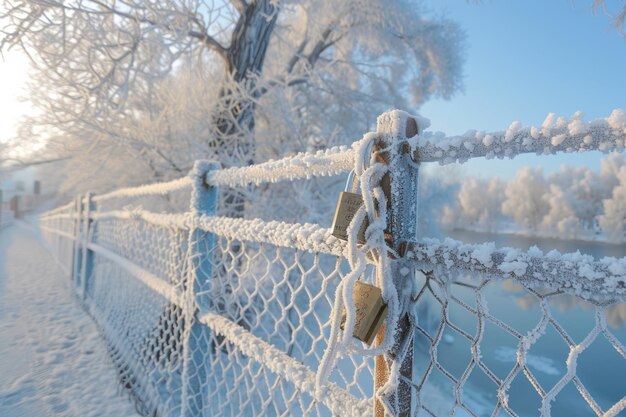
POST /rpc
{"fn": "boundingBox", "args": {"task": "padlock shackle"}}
[359,139,375,175]
[345,170,360,194]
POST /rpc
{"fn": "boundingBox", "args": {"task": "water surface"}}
[414,228,626,417]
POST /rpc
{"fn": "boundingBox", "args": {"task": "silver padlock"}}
[331,170,367,243]
[340,281,388,345]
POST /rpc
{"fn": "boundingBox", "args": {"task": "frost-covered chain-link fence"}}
[38,201,76,275]
[37,109,626,417]
[407,243,626,417]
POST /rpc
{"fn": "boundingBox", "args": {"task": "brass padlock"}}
[331,170,367,243]
[341,281,388,346]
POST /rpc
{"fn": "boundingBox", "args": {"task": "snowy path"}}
[0,223,140,417]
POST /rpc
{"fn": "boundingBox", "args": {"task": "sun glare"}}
[0,50,32,145]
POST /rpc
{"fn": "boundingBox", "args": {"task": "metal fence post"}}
[80,192,95,300]
[72,195,84,286]
[181,160,220,417]
[374,111,421,417]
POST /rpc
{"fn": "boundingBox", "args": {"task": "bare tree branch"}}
[230,0,248,15]
[85,0,229,60]
[1,156,71,168]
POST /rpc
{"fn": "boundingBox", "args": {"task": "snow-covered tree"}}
[540,184,584,240]
[1,0,465,209]
[441,177,504,232]
[538,153,625,239]
[593,0,626,39]
[599,151,626,184]
[502,167,549,232]
[418,164,462,235]
[598,166,626,243]
[438,153,626,242]
[545,166,601,232]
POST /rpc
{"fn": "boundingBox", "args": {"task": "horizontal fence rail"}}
[92,177,193,203]
[409,239,626,304]
[36,109,626,417]
[89,209,626,304]
[415,112,626,165]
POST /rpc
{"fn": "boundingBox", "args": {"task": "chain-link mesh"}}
[405,268,626,417]
[88,215,189,416]
[90,213,374,416]
[37,177,375,417]
[196,235,376,416]
[39,203,78,275]
[37,179,626,417]
[35,107,626,417]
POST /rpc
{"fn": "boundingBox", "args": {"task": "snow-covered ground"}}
[0,222,140,417]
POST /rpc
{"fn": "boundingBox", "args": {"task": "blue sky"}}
[2,1,624,181]
[421,0,626,179]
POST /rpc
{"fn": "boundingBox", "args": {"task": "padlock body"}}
[331,192,367,242]
[341,282,388,346]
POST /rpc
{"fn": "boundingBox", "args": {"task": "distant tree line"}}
[441,153,626,243]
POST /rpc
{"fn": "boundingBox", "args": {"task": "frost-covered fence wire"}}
[38,160,375,417]
[38,200,78,276]
[37,109,626,417]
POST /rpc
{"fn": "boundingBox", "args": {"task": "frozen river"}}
[418,227,626,417]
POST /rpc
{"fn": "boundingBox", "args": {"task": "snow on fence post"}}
[374,111,421,417]
[181,160,220,417]
[71,195,84,287]
[79,192,95,300]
